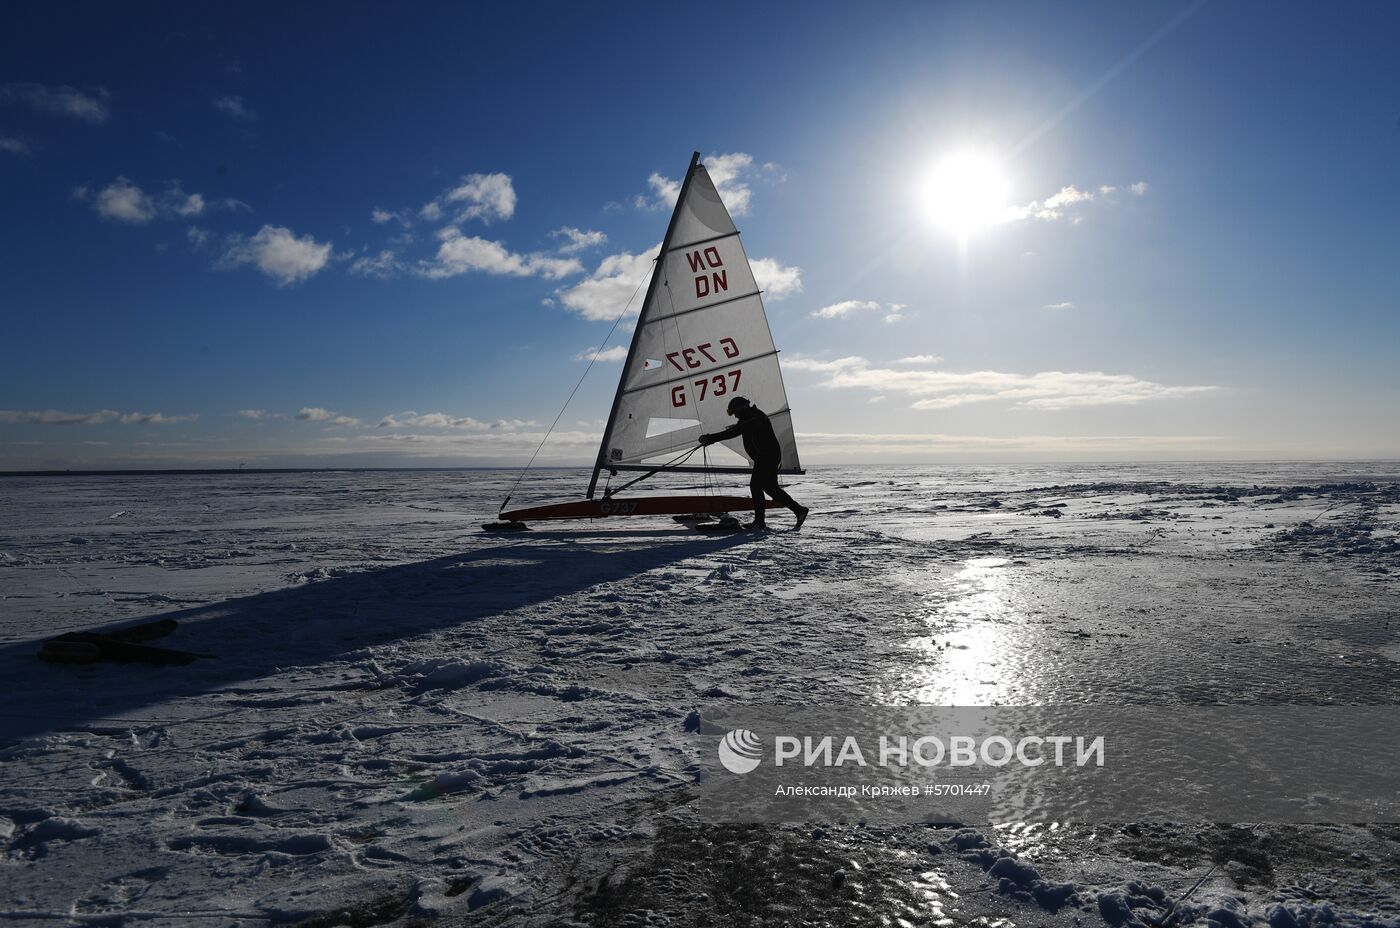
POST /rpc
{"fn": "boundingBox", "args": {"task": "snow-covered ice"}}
[1,464,1398,926]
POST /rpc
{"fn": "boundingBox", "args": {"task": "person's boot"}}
[742,514,768,531]
[793,505,810,530]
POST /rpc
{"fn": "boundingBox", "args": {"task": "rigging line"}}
[605,443,703,497]
[498,263,653,513]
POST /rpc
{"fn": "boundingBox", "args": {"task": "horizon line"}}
[4,457,1400,479]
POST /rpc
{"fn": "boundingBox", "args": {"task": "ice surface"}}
[1,464,1398,925]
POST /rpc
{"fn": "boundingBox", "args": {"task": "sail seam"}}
[620,349,780,395]
[644,289,762,326]
[665,230,741,253]
[621,406,793,460]
[628,405,793,457]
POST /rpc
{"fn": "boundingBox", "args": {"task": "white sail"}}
[595,158,801,477]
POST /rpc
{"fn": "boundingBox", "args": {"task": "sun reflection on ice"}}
[880,556,1044,705]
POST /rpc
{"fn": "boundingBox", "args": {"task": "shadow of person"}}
[0,529,753,743]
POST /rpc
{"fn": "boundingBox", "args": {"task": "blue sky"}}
[3,1,1398,469]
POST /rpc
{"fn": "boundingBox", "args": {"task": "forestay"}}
[596,160,801,476]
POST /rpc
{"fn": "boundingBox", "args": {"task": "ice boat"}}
[494,152,802,526]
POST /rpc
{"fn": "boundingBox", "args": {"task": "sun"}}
[920,150,1012,238]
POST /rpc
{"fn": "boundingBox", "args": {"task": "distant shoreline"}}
[0,467,581,478]
[2,460,1399,479]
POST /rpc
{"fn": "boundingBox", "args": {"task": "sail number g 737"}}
[672,369,742,407]
[666,337,739,372]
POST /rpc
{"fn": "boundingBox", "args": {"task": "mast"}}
[586,150,701,499]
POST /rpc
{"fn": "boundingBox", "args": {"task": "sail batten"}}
[665,230,742,253]
[589,153,801,488]
[620,349,782,396]
[642,289,762,326]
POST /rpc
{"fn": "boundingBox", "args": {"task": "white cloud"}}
[0,82,110,123]
[177,193,204,216]
[795,431,1224,456]
[418,227,582,280]
[700,152,754,215]
[751,256,802,299]
[380,412,484,430]
[640,152,761,216]
[213,95,256,121]
[575,345,629,362]
[113,412,198,425]
[164,186,204,217]
[555,245,658,321]
[895,354,942,365]
[420,172,516,224]
[812,299,880,319]
[1006,179,1147,222]
[1044,301,1075,310]
[349,249,401,279]
[92,178,212,224]
[186,226,210,249]
[553,226,607,253]
[0,409,196,425]
[369,207,414,229]
[785,355,1216,411]
[354,428,600,462]
[296,407,360,426]
[1012,184,1096,221]
[219,225,333,286]
[639,172,681,210]
[94,177,155,223]
[237,409,272,419]
[0,136,30,156]
[1044,186,1094,209]
[782,355,868,373]
[555,245,798,320]
[376,411,537,430]
[812,299,901,319]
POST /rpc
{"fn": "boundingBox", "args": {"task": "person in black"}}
[699,396,810,530]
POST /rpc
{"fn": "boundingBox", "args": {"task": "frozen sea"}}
[1,463,1398,926]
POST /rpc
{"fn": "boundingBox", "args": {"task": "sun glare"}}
[920,150,1012,238]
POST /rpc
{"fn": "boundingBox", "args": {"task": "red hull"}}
[500,495,776,522]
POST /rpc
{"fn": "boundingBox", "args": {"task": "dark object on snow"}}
[693,515,745,534]
[37,618,211,666]
[106,618,178,641]
[482,520,531,532]
[674,511,747,533]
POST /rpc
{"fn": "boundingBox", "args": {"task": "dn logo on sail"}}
[686,247,727,299]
